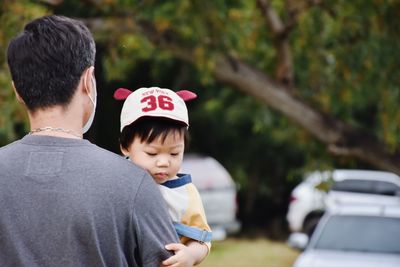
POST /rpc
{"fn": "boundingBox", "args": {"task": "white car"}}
[287,169,400,235]
[289,204,400,267]
[180,154,241,240]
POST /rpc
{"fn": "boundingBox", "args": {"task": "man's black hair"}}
[7,15,96,112]
[120,117,189,151]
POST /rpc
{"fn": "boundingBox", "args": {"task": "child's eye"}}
[146,152,157,156]
[171,153,180,156]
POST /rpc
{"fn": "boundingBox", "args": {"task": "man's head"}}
[7,15,96,113]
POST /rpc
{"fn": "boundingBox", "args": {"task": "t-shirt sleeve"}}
[181,184,212,251]
[132,172,180,266]
[181,184,211,232]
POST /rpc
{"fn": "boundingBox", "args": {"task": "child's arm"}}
[161,240,208,267]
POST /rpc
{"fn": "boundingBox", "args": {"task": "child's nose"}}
[156,156,170,167]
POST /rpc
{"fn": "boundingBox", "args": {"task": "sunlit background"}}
[1,1,400,266]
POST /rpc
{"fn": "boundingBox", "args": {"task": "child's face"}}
[123,132,185,184]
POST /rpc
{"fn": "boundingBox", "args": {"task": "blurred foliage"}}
[2,0,400,227]
[0,1,49,145]
[293,0,400,151]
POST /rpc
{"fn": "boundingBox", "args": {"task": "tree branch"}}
[256,0,286,35]
[39,0,63,5]
[83,17,194,63]
[212,56,400,173]
[256,0,294,87]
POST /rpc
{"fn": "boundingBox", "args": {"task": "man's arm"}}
[132,173,180,267]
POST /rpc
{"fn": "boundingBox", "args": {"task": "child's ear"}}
[120,145,130,157]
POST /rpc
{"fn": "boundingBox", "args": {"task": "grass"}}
[201,238,299,267]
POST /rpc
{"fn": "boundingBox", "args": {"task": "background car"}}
[326,172,400,207]
[288,204,400,267]
[286,169,400,235]
[287,171,329,234]
[180,154,241,240]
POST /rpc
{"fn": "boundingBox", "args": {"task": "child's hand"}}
[161,243,196,267]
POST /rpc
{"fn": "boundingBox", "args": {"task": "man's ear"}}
[12,81,26,105]
[82,66,95,94]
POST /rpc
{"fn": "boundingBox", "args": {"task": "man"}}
[1,15,179,266]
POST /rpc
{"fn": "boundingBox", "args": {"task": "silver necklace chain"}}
[29,126,82,138]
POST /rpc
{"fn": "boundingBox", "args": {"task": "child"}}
[114,87,212,266]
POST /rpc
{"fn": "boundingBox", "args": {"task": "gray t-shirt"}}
[0,135,179,267]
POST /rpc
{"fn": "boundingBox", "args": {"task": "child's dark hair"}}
[120,117,189,150]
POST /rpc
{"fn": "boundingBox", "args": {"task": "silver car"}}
[289,204,400,267]
[180,154,241,240]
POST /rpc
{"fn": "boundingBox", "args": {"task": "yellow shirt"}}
[159,174,211,251]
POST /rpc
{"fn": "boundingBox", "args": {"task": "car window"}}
[331,179,400,196]
[313,215,400,254]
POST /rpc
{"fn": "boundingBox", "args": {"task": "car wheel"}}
[303,216,321,237]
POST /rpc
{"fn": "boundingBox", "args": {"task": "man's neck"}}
[28,106,83,139]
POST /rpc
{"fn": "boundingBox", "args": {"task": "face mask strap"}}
[82,68,97,134]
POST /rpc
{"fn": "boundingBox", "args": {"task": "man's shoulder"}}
[74,143,154,200]
[88,144,147,176]
[0,139,19,152]
[0,139,22,162]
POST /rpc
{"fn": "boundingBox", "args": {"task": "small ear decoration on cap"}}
[176,90,197,102]
[113,88,133,100]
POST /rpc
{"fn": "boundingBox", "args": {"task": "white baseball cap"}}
[114,87,197,132]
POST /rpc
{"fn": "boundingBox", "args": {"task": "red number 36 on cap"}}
[141,95,174,112]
